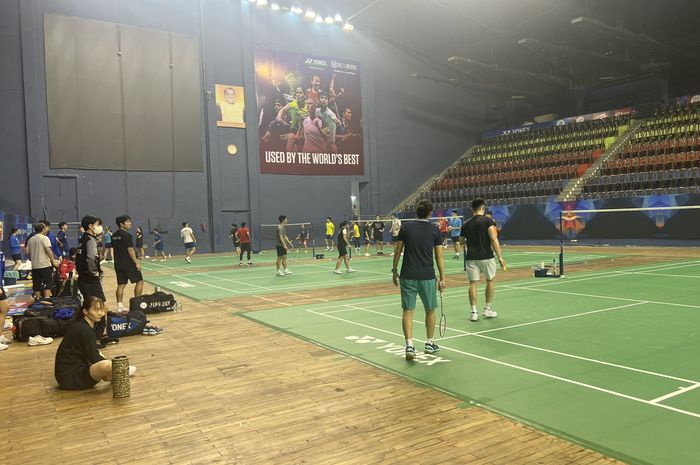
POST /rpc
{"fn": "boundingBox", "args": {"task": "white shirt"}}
[28,234,52,269]
[180,227,195,244]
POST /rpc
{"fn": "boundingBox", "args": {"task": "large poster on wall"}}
[254,48,364,175]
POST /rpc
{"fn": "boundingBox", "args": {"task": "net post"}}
[559,210,564,277]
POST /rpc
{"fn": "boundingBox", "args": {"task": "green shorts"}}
[399,278,438,311]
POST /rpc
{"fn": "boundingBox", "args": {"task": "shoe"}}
[185,257,192,263]
[483,309,498,319]
[469,312,479,322]
[144,255,150,259]
[283,269,293,275]
[453,255,460,260]
[100,336,119,345]
[128,366,137,377]
[405,346,416,361]
[364,253,370,257]
[238,262,243,266]
[28,335,53,346]
[0,335,12,345]
[3,320,10,330]
[333,270,343,274]
[276,270,285,276]
[0,342,8,351]
[390,252,395,256]
[248,261,253,266]
[143,327,157,336]
[424,341,440,354]
[346,268,355,273]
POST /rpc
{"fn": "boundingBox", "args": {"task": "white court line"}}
[198,272,274,291]
[627,271,700,280]
[343,302,700,384]
[441,302,648,339]
[170,274,292,307]
[303,308,700,420]
[650,383,700,404]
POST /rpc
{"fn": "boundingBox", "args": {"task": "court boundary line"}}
[300,308,700,419]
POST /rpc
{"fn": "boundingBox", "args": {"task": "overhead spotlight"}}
[290,6,303,14]
[305,10,316,19]
[334,13,343,22]
[257,0,268,5]
[270,2,280,10]
[342,22,354,32]
[314,16,323,23]
[324,16,334,24]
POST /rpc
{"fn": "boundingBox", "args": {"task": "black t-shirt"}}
[55,319,105,381]
[460,215,497,260]
[112,229,135,271]
[337,226,348,246]
[373,221,384,234]
[230,228,239,243]
[397,220,442,280]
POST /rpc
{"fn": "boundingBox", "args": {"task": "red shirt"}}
[59,259,76,280]
[439,219,448,233]
[238,227,251,244]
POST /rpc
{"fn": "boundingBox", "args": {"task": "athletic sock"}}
[406,339,413,347]
[485,303,492,310]
[427,338,433,344]
[471,305,477,313]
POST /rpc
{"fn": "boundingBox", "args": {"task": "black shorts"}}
[240,242,251,252]
[233,241,240,247]
[11,253,21,261]
[32,267,55,292]
[325,235,333,241]
[352,238,360,247]
[391,235,399,243]
[116,268,143,285]
[77,279,106,301]
[373,232,383,242]
[0,287,6,301]
[57,365,100,390]
[104,243,112,249]
[276,246,287,257]
[441,232,449,241]
[338,243,348,257]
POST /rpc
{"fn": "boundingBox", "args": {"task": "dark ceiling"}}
[329,0,700,101]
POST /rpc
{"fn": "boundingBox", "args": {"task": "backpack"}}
[12,315,71,342]
[26,296,81,318]
[106,311,147,338]
[129,291,176,314]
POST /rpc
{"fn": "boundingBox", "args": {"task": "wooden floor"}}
[0,249,637,465]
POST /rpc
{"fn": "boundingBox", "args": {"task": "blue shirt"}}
[9,236,21,254]
[448,217,462,237]
[154,232,164,250]
[57,230,68,253]
[47,231,61,258]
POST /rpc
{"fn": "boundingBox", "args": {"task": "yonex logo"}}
[345,335,451,366]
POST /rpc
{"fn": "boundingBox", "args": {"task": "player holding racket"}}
[460,198,506,322]
[392,199,445,361]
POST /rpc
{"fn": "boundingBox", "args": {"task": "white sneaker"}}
[144,255,150,259]
[0,342,8,351]
[0,335,12,345]
[185,257,192,263]
[333,270,343,274]
[346,268,355,273]
[276,270,285,276]
[469,312,479,322]
[283,269,293,275]
[128,366,138,377]
[390,252,395,256]
[3,320,10,330]
[364,253,370,257]
[28,335,53,346]
[483,309,498,318]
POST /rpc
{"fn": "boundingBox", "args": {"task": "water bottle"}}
[155,286,161,293]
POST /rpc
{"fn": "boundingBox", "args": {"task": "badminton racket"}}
[439,290,446,337]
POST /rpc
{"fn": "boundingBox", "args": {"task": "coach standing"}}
[392,199,445,361]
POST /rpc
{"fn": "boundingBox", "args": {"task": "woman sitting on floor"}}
[54,296,136,390]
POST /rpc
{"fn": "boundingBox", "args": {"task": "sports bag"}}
[12,315,71,341]
[26,296,81,318]
[107,311,147,338]
[129,291,176,314]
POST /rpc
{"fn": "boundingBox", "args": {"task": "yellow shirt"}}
[353,224,360,238]
[219,102,244,124]
[325,222,335,236]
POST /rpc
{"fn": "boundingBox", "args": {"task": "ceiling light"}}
[342,22,354,32]
[325,16,334,24]
[314,16,323,23]
[257,0,268,5]
[305,10,316,19]
[270,3,280,10]
[334,13,343,22]
[290,6,302,14]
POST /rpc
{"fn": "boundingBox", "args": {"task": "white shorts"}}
[466,258,497,282]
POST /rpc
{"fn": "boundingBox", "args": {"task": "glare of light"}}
[314,15,323,23]
[257,0,267,5]
[290,6,303,14]
[324,16,334,24]
[304,10,316,19]
[270,2,280,10]
[334,13,343,22]
[342,22,354,32]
